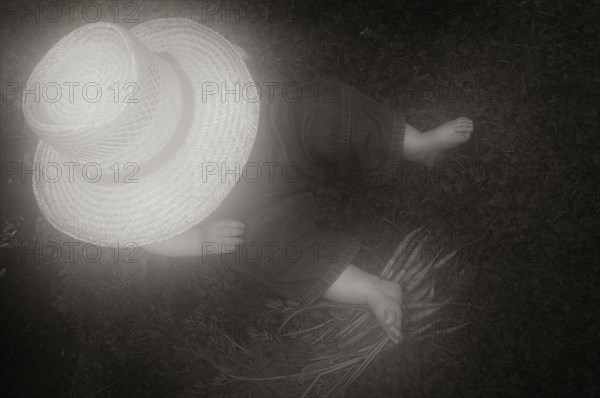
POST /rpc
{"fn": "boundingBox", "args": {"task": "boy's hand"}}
[202,219,245,253]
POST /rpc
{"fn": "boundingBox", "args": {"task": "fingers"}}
[223,237,244,245]
[219,226,245,237]
[218,219,245,228]
[216,219,245,237]
[204,219,247,254]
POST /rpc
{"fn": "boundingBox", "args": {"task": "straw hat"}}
[23,18,260,246]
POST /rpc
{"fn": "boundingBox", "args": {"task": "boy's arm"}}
[141,219,245,257]
[141,225,206,257]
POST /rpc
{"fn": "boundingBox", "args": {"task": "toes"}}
[455,117,474,133]
[453,118,473,144]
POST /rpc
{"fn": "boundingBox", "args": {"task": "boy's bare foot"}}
[366,279,403,344]
[322,265,403,343]
[403,117,473,166]
[425,117,473,150]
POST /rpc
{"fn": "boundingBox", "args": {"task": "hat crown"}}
[23,22,182,166]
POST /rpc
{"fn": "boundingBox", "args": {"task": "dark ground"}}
[1,0,599,397]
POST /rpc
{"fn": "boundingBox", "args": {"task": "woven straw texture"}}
[24,18,260,246]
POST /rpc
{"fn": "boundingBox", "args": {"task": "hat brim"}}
[32,18,260,246]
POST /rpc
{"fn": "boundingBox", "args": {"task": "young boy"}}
[24,19,473,345]
[143,80,473,345]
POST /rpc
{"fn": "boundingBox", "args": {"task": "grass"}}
[177,228,464,397]
[1,0,599,397]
